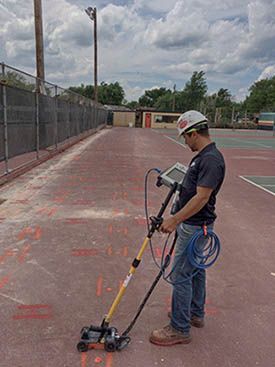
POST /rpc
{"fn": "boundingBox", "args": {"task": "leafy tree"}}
[69,81,125,105]
[183,71,207,110]
[138,88,170,107]
[98,81,125,105]
[154,91,174,111]
[125,101,139,109]
[68,84,93,99]
[215,88,232,107]
[244,76,275,113]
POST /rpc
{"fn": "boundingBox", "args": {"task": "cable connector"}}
[153,168,162,174]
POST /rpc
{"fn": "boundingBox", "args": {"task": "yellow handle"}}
[104,237,150,323]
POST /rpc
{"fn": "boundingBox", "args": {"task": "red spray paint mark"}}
[108,225,128,236]
[135,217,147,226]
[96,275,103,297]
[155,248,163,259]
[72,249,99,257]
[36,208,57,217]
[112,192,128,201]
[13,304,52,320]
[0,276,10,289]
[205,306,219,316]
[95,356,102,364]
[106,245,113,256]
[122,246,128,257]
[64,218,89,224]
[17,244,31,263]
[0,249,17,264]
[18,226,42,241]
[81,352,87,367]
[96,277,123,297]
[81,351,112,367]
[72,200,95,205]
[105,353,113,367]
[53,197,66,203]
[0,245,31,264]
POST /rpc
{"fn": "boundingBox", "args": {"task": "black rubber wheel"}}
[77,342,88,352]
[104,341,116,352]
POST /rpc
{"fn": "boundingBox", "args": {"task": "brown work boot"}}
[149,324,191,346]
[168,311,204,328]
[191,315,205,328]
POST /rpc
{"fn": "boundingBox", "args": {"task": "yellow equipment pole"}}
[104,237,150,324]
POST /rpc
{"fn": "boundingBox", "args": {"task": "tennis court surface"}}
[0,127,274,367]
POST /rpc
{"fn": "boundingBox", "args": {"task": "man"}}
[150,110,225,346]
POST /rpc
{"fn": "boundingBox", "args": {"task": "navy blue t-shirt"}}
[178,142,225,225]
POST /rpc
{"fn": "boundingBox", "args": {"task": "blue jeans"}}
[170,222,213,334]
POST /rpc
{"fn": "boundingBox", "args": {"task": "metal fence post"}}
[67,101,70,139]
[2,63,9,174]
[35,90,40,159]
[55,85,58,148]
[231,105,235,131]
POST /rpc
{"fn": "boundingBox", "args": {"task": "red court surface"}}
[0,127,274,367]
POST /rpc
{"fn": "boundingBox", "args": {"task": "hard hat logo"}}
[177,110,207,136]
[178,120,188,129]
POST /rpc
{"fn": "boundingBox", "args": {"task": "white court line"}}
[239,176,275,197]
[164,135,187,148]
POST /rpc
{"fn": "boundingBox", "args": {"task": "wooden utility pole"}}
[93,8,98,103]
[33,0,45,81]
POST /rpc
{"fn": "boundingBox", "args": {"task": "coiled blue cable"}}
[187,227,221,269]
[163,227,221,285]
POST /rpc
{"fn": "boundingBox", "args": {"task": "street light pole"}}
[85,6,98,103]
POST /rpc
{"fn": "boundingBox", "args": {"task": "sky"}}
[0,0,275,102]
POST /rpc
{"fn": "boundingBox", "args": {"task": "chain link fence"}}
[0,63,107,176]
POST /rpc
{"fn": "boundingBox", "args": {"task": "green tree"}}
[68,83,94,99]
[68,81,125,105]
[244,77,275,113]
[154,91,174,111]
[98,81,125,105]
[183,71,207,110]
[138,88,170,107]
[125,101,139,109]
[215,88,232,107]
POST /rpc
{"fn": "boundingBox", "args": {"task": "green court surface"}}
[209,135,275,149]
[240,176,275,195]
[156,128,275,149]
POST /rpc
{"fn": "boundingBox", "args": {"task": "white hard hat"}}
[177,110,208,136]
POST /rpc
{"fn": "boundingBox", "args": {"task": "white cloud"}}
[0,0,275,101]
[257,65,275,80]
